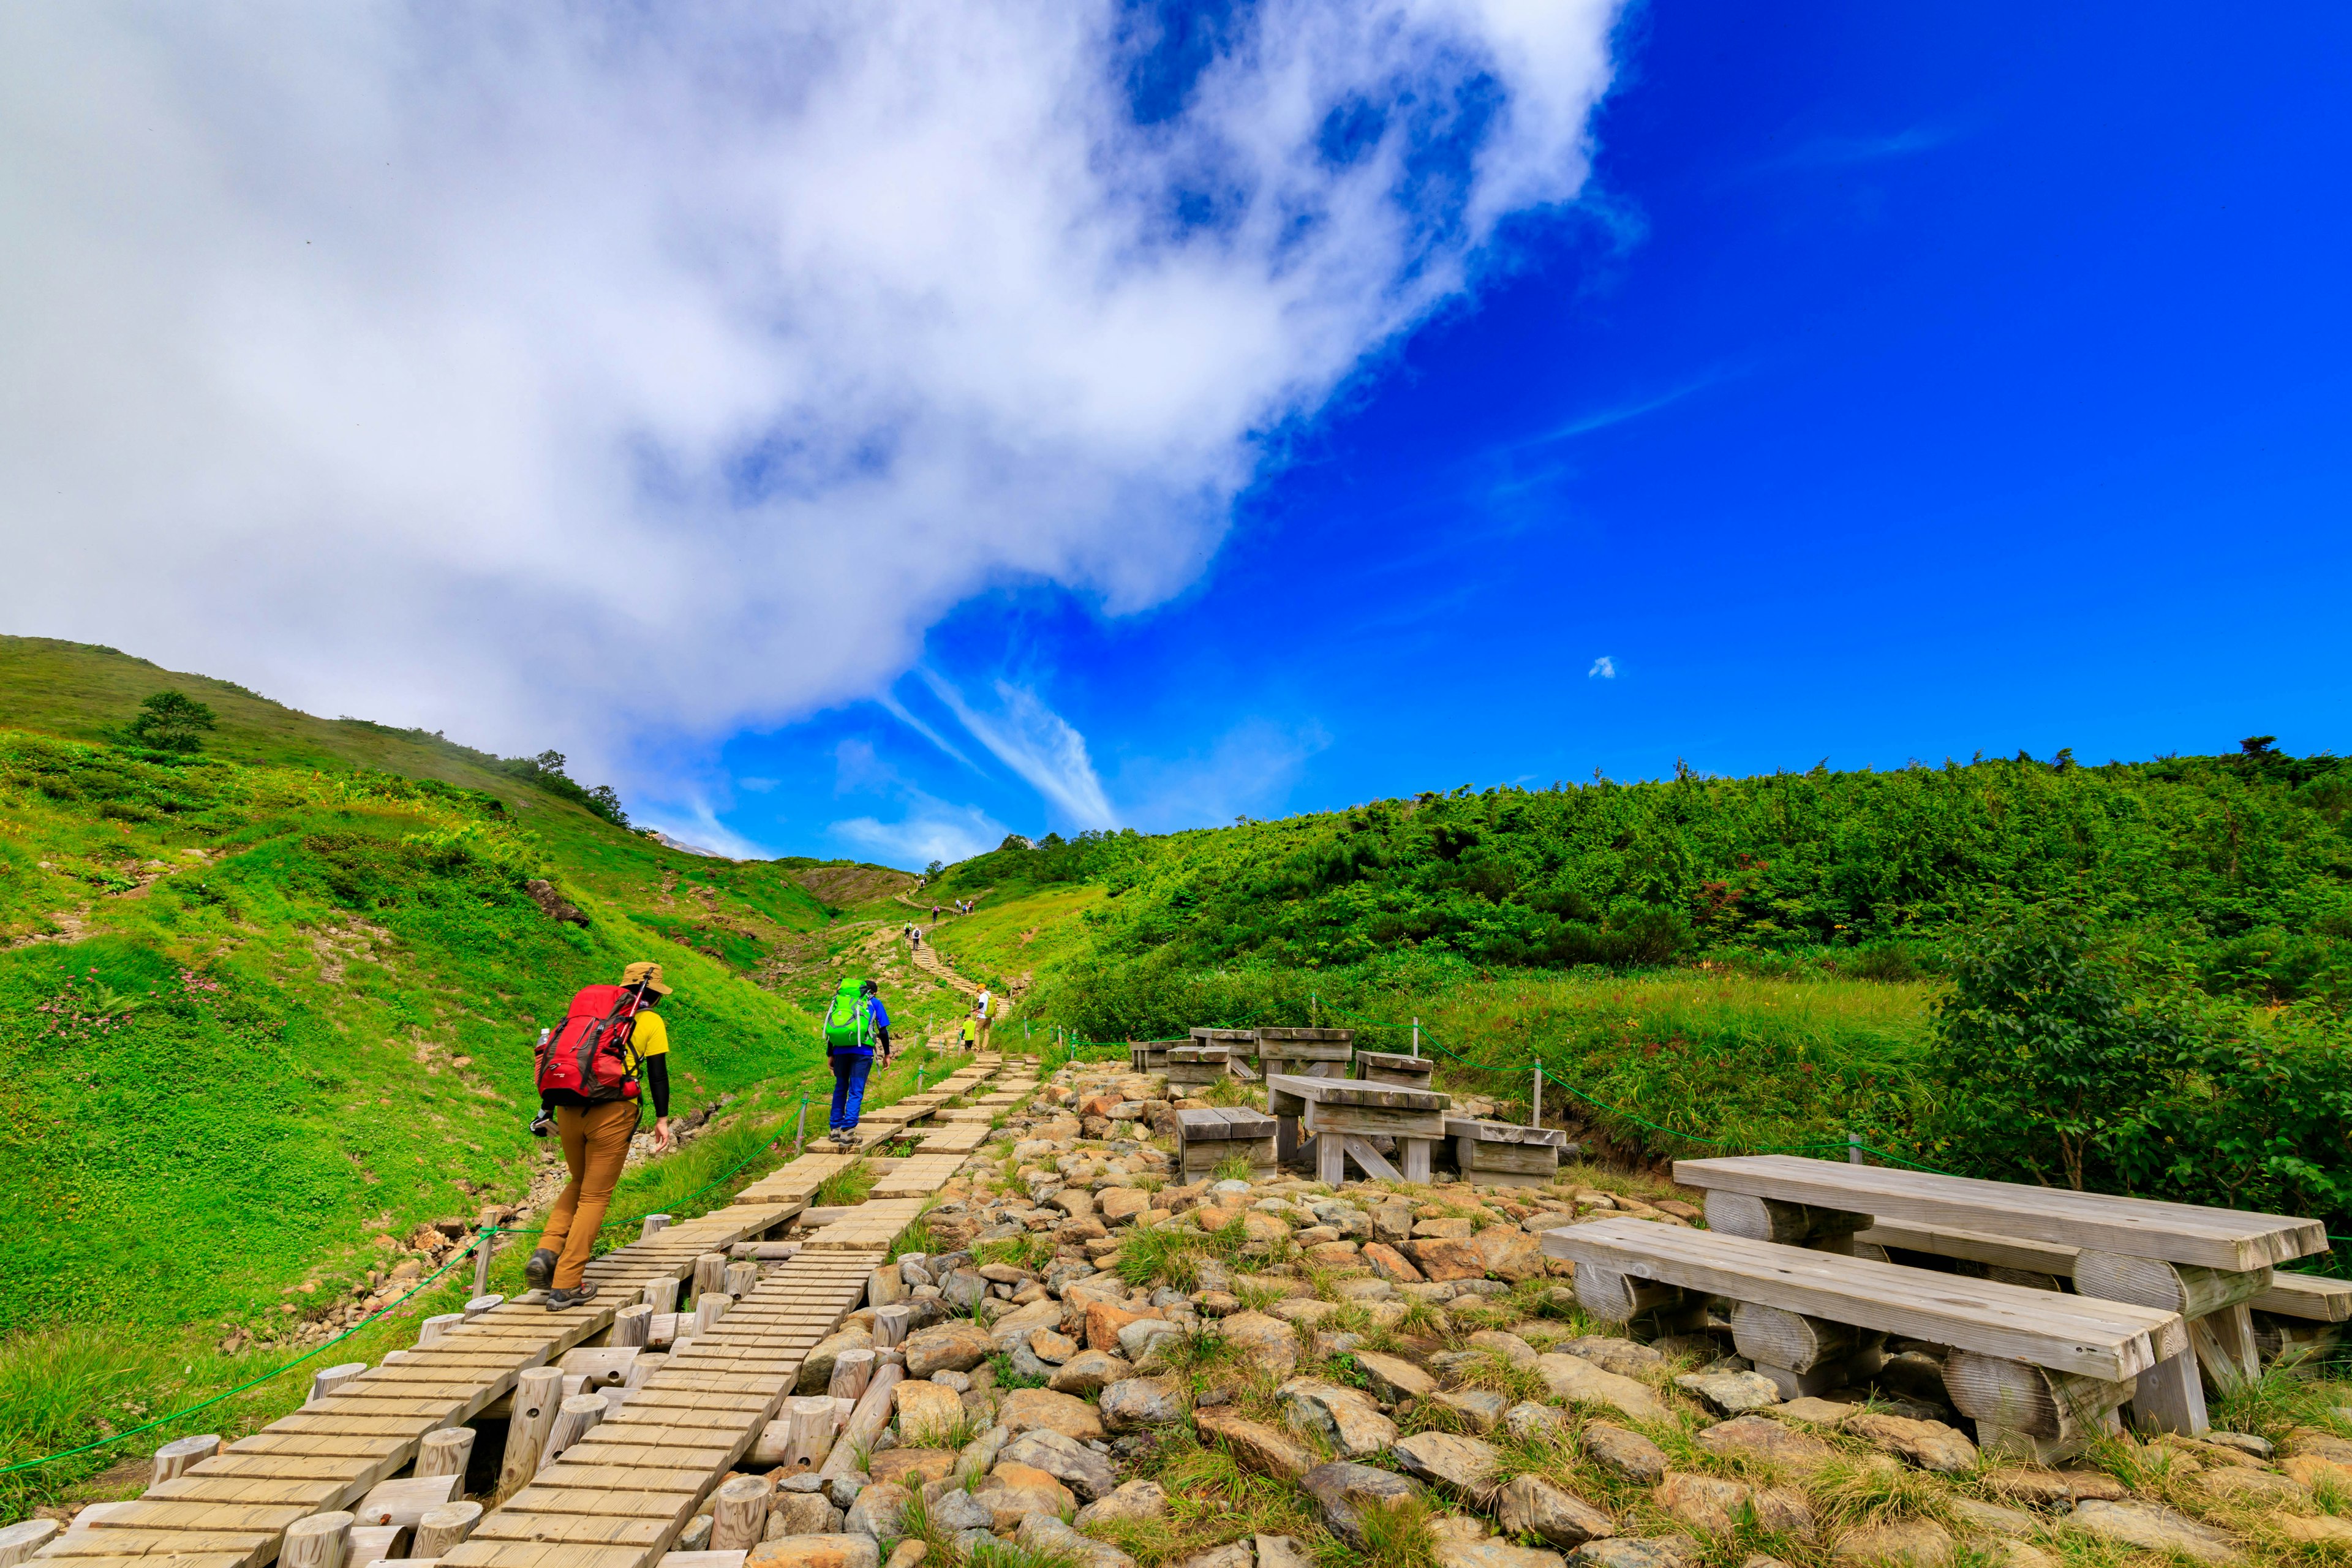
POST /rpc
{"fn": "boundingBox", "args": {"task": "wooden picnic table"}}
[1675,1154,2329,1434]
[1266,1072,1449,1184]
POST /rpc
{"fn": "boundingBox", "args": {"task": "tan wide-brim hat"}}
[620,961,673,995]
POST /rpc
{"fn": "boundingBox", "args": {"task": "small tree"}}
[1931,909,2190,1190]
[126,689,217,753]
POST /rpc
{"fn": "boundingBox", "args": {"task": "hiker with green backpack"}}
[824,978,889,1147]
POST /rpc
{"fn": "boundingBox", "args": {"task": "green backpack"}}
[823,979,873,1053]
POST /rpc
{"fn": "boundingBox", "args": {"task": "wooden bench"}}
[1267,1072,1448,1184]
[1676,1153,2326,1434]
[1177,1107,1280,1181]
[1543,1216,2184,1461]
[1258,1030,1353,1164]
[1356,1049,1436,1090]
[1164,1044,1231,1087]
[1445,1117,1565,1188]
[1128,1040,1180,1072]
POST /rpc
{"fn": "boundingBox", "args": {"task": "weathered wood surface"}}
[1676,1153,2326,1271]
[1543,1215,2182,1380]
[1442,1117,1567,1147]
[1176,1107,1278,1141]
[1301,1098,1444,1141]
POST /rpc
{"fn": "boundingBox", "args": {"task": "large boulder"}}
[1278,1379,1396,1459]
[1694,1415,1836,1473]
[998,1387,1106,1443]
[1533,1355,1668,1423]
[1300,1461,1426,1550]
[1001,1428,1118,1501]
[903,1321,995,1379]
[1352,1351,1436,1403]
[1407,1239,1488,1282]
[1470,1227,1547,1283]
[1195,1407,1315,1480]
[892,1380,967,1445]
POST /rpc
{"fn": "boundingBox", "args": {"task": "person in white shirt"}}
[976,988,992,1049]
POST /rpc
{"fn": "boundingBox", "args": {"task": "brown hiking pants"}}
[541,1099,639,1289]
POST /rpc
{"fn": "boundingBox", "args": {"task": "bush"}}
[124,690,216,753]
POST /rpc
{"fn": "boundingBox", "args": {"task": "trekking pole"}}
[472,1224,494,1297]
[794,1096,808,1157]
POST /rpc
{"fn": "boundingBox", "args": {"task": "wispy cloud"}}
[832,794,1009,869]
[919,671,1116,831]
[1518,369,1736,450]
[875,688,981,774]
[637,798,774,861]
[1588,655,1616,679]
[1765,125,1962,171]
[1115,719,1330,832]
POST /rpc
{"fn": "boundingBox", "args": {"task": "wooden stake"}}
[281,1510,355,1568]
[472,1231,493,1297]
[414,1427,475,1480]
[872,1303,912,1349]
[540,1393,609,1472]
[640,1213,672,1241]
[149,1433,220,1485]
[414,1501,484,1556]
[826,1349,875,1404]
[462,1293,503,1319]
[693,1252,728,1298]
[0,1520,61,1566]
[709,1474,770,1551]
[785,1395,838,1471]
[723,1261,760,1298]
[416,1313,465,1348]
[496,1366,564,1499]
[611,1303,653,1348]
[643,1276,680,1314]
[695,1293,731,1334]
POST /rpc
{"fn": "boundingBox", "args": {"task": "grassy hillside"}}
[0,635,954,1512]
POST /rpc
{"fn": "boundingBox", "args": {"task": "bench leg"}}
[2130,1349,2210,1435]
[2191,1305,2260,1394]
[1401,1137,1432,1184]
[1275,1113,1305,1168]
[1316,1131,1347,1186]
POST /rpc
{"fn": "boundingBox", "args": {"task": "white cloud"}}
[636,798,772,861]
[833,797,1009,869]
[1115,718,1332,832]
[1588,656,1616,679]
[919,672,1117,832]
[0,1,1622,791]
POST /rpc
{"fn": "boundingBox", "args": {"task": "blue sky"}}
[9,2,2345,867]
[710,1,2352,864]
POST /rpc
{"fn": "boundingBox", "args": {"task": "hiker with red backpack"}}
[823,977,889,1148]
[524,960,674,1310]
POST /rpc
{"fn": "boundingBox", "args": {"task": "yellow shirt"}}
[633,1012,669,1057]
[960,1017,978,1043]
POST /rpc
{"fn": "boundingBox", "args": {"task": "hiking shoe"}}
[522,1248,557,1292]
[545,1284,598,1312]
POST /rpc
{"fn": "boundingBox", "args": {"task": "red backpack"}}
[536,983,644,1104]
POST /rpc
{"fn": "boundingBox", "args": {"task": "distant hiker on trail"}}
[977,987,993,1049]
[526,960,673,1310]
[960,1010,979,1052]
[932,902,939,921]
[910,925,922,950]
[824,978,889,1147]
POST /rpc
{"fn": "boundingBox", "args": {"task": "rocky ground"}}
[682,1060,2352,1568]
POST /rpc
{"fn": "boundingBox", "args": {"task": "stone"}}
[1674,1370,1783,1416]
[903,1321,995,1379]
[1565,1540,1686,1568]
[1353,1350,1437,1403]
[1049,1349,1133,1396]
[1364,1243,1425,1283]
[1173,1546,1253,1568]
[1471,1227,1547,1283]
[2282,1455,2352,1491]
[1001,1428,1118,1501]
[1772,1396,1855,1425]
[1657,1473,1815,1539]
[1218,1312,1300,1381]
[1031,1329,1080,1363]
[2278,1516,2352,1546]
[1099,1189,1152,1224]
[827,1472,867,1511]
[1195,1291,1243,1317]
[750,1537,882,1568]
[797,1327,875,1393]
[1830,1520,1953,1567]
[1561,1338,1664,1379]
[999,1387,1107,1442]
[770,1491,837,1535]
[1099,1375,1187,1431]
[1437,1543,1566,1568]
[1985,1468,2125,1506]
[1195,1407,1316,1480]
[925,1489,997,1534]
[1496,1474,1613,1547]
[972,1461,1076,1531]
[2288,1427,2352,1464]
[1415,1218,1476,1239]
[987,1298,1066,1350]
[1466,1331,1539,1365]
[943,1268,988,1311]
[2068,1501,2242,1564]
[1393,1432,1502,1503]
[1433,1389,1511,1433]
[1694,1415,1836,1473]
[1947,1498,2039,1539]
[1534,1354,1668,1423]
[1087,1301,1156,1352]
[1074,1479,1170,1528]
[1844,1413,1977,1476]
[1256,1534,1316,1568]
[2196,1468,2307,1506]
[1119,1316,1185,1363]
[1017,1513,1137,1568]
[893,1380,967,1445]
[867,1448,956,1488]
[845,1482,910,1539]
[1505,1403,1570,1445]
[1409,1239,1488,1282]
[1300,1460,1427,1550]
[1279,1378,1398,1459]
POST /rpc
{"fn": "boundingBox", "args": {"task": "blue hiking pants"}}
[827,1050,872,1131]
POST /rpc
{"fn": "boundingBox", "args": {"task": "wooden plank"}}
[1265,1072,1447,1112]
[1542,1215,2179,1380]
[1340,1135,1401,1182]
[2254,1272,2352,1323]
[1675,1154,2326,1271]
[1442,1117,1567,1148]
[1302,1100,1444,1140]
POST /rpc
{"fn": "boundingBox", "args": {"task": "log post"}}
[150,1433,221,1485]
[827,1349,875,1404]
[723,1261,761,1298]
[695,1294,731,1335]
[709,1473,771,1551]
[611,1303,653,1348]
[641,1214,672,1241]
[462,1294,503,1319]
[0,1520,61,1566]
[413,1501,484,1556]
[786,1394,839,1471]
[414,1427,475,1480]
[873,1304,912,1349]
[495,1366,564,1499]
[693,1252,728,1298]
[540,1393,608,1472]
[308,1362,367,1405]
[281,1510,355,1568]
[816,1365,903,1487]
[1573,1265,1687,1324]
[1703,1192,1872,1247]
[644,1276,680,1314]
[416,1313,466,1348]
